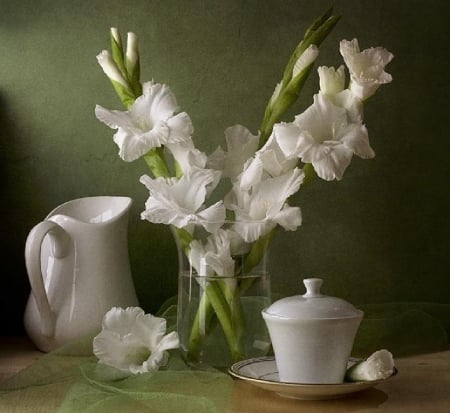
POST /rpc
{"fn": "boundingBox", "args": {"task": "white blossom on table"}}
[93,307,179,374]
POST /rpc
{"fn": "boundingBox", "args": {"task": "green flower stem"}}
[186,291,215,363]
[221,231,275,350]
[143,147,171,178]
[186,279,246,364]
[204,280,245,363]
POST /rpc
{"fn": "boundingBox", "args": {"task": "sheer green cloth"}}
[0,335,232,413]
[354,302,450,357]
[1,302,449,412]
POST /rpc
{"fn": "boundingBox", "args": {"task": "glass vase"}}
[175,226,272,368]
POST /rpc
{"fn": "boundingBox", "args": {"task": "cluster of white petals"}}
[340,39,394,101]
[140,168,225,233]
[239,134,298,190]
[188,228,244,277]
[93,307,179,374]
[226,169,304,242]
[95,82,193,162]
[275,93,373,181]
[207,125,260,180]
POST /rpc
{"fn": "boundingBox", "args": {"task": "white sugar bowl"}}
[262,278,363,384]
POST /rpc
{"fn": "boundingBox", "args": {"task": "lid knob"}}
[303,278,323,297]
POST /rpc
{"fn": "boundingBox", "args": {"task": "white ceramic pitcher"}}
[24,196,139,352]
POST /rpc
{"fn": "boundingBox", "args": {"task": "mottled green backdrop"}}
[1,0,449,335]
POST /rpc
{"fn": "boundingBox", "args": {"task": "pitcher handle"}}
[25,221,71,337]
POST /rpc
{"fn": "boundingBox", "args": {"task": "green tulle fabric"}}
[0,334,232,413]
[1,302,449,412]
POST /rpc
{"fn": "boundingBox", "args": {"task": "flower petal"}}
[95,105,138,131]
[311,144,354,181]
[318,65,345,95]
[340,38,394,100]
[273,205,302,231]
[196,201,226,232]
[233,220,273,243]
[340,123,375,159]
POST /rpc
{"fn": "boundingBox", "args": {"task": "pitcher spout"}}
[47,196,133,225]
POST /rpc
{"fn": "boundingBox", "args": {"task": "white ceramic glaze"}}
[262,278,363,384]
[24,196,139,353]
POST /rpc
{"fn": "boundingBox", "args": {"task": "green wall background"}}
[1,0,449,335]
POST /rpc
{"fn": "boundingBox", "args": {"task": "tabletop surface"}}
[1,337,450,413]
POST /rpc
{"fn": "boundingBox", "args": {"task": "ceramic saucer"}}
[228,356,397,400]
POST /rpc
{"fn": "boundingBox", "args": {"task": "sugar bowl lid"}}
[263,278,362,320]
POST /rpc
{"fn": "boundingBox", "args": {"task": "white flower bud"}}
[96,50,129,88]
[126,32,139,68]
[318,65,345,95]
[110,27,121,45]
[292,44,319,78]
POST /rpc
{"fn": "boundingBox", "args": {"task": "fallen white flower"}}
[346,349,395,381]
[93,307,179,374]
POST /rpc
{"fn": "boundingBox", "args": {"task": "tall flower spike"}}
[259,10,340,147]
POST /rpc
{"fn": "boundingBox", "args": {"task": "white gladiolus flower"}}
[318,65,345,96]
[95,81,194,162]
[96,50,129,88]
[140,168,225,233]
[227,169,304,242]
[207,125,260,180]
[346,350,395,381]
[275,93,374,181]
[165,140,207,175]
[93,307,179,375]
[188,229,240,277]
[340,39,394,100]
[239,133,298,190]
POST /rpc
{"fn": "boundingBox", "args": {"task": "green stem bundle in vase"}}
[95,8,393,366]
